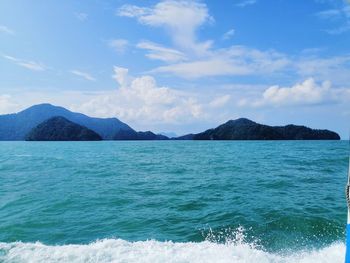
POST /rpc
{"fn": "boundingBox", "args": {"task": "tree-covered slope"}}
[0,104,133,140]
[25,116,102,141]
[192,118,340,140]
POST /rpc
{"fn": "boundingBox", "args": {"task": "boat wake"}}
[0,239,344,263]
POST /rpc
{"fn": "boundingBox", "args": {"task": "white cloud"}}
[75,67,204,124]
[300,47,325,55]
[225,46,290,72]
[236,0,257,7]
[222,29,235,40]
[152,46,290,79]
[141,40,348,84]
[316,9,342,19]
[117,5,151,18]
[317,5,350,19]
[115,1,349,84]
[325,23,350,34]
[2,55,46,71]
[0,25,14,35]
[260,78,330,106]
[17,62,45,71]
[0,95,19,114]
[109,39,129,54]
[316,5,350,34]
[239,78,350,107]
[116,1,297,80]
[137,41,187,62]
[117,1,213,55]
[71,70,96,81]
[152,58,249,78]
[296,55,350,85]
[75,12,88,21]
[209,95,231,108]
[112,66,129,87]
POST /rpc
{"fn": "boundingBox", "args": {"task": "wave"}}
[0,239,344,263]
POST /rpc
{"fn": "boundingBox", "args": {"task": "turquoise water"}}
[0,141,348,262]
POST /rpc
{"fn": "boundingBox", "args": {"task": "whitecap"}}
[0,239,344,263]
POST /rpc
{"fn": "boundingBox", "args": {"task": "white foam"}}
[0,239,345,263]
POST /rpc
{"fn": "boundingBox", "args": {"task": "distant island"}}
[26,116,102,141]
[0,104,340,141]
[184,118,340,140]
[114,129,169,140]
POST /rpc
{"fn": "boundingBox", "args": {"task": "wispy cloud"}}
[316,9,342,19]
[151,46,290,79]
[0,25,14,35]
[75,12,88,21]
[115,1,350,85]
[325,23,350,34]
[116,2,294,80]
[117,5,151,18]
[236,0,257,7]
[296,55,350,85]
[108,39,129,54]
[0,94,19,114]
[137,41,187,62]
[316,5,350,34]
[71,70,96,81]
[222,29,235,40]
[117,1,214,55]
[2,55,46,71]
[151,58,249,78]
[209,95,231,108]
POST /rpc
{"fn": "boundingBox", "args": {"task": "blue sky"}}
[0,0,349,137]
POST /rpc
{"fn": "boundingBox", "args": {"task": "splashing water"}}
[0,239,345,263]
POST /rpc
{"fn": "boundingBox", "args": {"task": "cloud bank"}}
[239,78,350,107]
[76,67,205,124]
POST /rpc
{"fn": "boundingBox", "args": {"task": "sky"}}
[0,0,350,137]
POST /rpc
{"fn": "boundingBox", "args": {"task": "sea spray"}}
[202,225,262,250]
[0,239,345,263]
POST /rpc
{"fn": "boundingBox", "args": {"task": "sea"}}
[0,140,348,263]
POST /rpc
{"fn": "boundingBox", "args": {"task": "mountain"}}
[114,130,169,140]
[173,134,195,140]
[159,132,178,138]
[0,104,133,140]
[0,105,341,141]
[189,118,340,140]
[26,116,102,141]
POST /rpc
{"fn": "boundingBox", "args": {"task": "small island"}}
[189,118,340,140]
[114,129,169,140]
[25,116,102,141]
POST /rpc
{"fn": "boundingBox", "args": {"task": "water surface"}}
[0,141,348,262]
